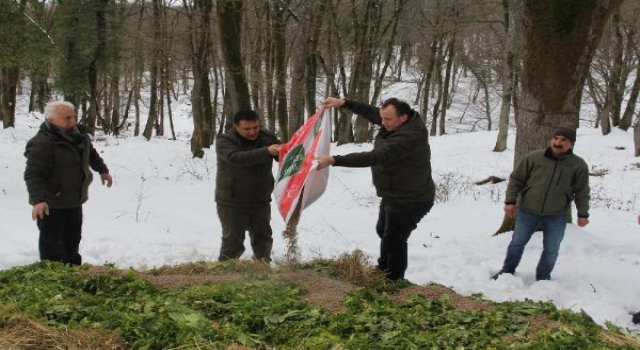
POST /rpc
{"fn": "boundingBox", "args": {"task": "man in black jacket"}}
[316,97,435,280]
[24,101,113,265]
[215,110,281,262]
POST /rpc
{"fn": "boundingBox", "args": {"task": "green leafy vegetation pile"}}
[0,260,638,350]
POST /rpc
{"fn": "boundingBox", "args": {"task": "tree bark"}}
[494,0,514,152]
[143,0,163,140]
[513,0,623,164]
[216,0,251,126]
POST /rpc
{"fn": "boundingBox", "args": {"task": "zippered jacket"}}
[332,100,435,203]
[505,148,590,217]
[24,123,109,209]
[215,128,281,207]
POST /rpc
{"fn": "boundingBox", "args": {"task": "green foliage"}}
[0,262,636,350]
[0,0,53,72]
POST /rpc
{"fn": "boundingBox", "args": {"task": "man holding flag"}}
[215,110,281,263]
[316,97,435,281]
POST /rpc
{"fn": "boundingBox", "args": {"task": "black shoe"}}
[491,270,512,280]
[632,311,640,325]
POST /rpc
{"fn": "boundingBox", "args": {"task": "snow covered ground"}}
[1,90,639,331]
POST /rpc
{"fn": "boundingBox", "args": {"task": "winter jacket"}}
[24,123,109,209]
[332,100,436,203]
[505,148,590,217]
[215,128,281,207]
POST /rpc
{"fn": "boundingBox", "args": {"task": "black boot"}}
[490,270,512,280]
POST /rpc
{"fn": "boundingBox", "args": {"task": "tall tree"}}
[494,0,515,152]
[513,0,623,164]
[142,0,163,140]
[288,0,315,135]
[216,0,251,127]
[185,0,215,158]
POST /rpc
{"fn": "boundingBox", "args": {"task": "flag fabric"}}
[274,107,331,224]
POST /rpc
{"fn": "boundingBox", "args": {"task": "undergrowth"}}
[0,261,638,349]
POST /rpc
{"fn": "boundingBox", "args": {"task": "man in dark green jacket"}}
[316,97,435,280]
[493,127,590,281]
[215,110,281,262]
[24,101,113,265]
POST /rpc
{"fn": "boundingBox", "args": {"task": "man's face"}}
[235,119,260,140]
[549,135,572,156]
[48,105,77,130]
[379,105,408,132]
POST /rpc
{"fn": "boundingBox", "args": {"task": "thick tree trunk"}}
[143,0,162,140]
[288,0,314,135]
[0,68,18,129]
[514,0,623,164]
[619,54,640,131]
[187,0,214,157]
[351,0,382,143]
[496,0,623,235]
[85,0,109,136]
[271,1,288,140]
[216,0,251,125]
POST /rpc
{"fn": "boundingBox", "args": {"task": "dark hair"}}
[381,98,413,118]
[233,110,259,124]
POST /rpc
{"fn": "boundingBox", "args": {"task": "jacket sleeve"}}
[24,139,53,204]
[216,134,274,167]
[333,130,422,168]
[89,143,109,174]
[342,100,382,126]
[573,161,591,218]
[504,153,532,205]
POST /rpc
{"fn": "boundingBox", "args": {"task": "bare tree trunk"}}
[420,38,439,130]
[305,1,326,116]
[351,0,383,143]
[619,52,640,131]
[438,36,455,136]
[143,0,162,140]
[289,0,314,135]
[0,68,18,129]
[271,1,289,139]
[371,0,404,104]
[634,117,640,156]
[187,0,215,158]
[513,0,623,164]
[494,0,514,152]
[133,0,145,137]
[217,0,251,124]
[86,0,109,136]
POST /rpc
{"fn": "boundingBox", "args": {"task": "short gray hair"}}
[44,101,76,120]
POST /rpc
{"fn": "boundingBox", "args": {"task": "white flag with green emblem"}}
[274,108,331,224]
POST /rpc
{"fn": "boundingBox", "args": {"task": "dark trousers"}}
[376,199,433,280]
[217,203,273,262]
[36,207,83,265]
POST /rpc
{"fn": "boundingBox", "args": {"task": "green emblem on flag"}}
[278,144,305,181]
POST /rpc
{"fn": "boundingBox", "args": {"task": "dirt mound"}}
[393,283,493,312]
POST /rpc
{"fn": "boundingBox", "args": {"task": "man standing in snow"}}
[24,101,113,265]
[316,97,435,281]
[492,127,590,281]
[215,110,281,263]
